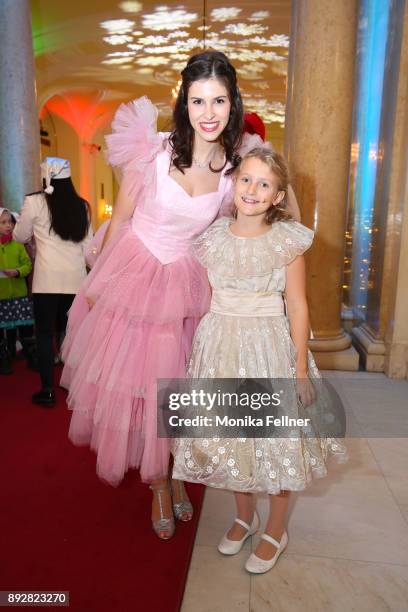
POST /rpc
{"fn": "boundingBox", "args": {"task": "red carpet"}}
[0,361,204,611]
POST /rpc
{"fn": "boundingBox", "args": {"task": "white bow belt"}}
[210,289,285,317]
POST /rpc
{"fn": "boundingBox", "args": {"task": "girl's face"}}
[187,77,231,144]
[234,157,285,220]
[0,212,13,236]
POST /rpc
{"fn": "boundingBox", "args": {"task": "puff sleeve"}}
[193,218,314,278]
[104,96,165,203]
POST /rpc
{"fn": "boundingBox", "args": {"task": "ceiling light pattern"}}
[210,8,242,22]
[142,8,198,31]
[221,23,267,36]
[138,35,168,45]
[167,31,189,39]
[251,34,290,48]
[119,1,143,13]
[107,51,136,57]
[100,19,135,34]
[102,57,133,65]
[250,11,270,21]
[169,53,190,61]
[228,49,285,62]
[103,35,133,45]
[95,3,289,127]
[144,45,182,54]
[243,96,286,125]
[136,56,169,66]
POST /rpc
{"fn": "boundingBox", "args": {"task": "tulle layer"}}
[61,223,210,485]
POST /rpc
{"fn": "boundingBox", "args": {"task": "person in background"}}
[13,158,93,406]
[0,208,34,375]
[6,212,38,370]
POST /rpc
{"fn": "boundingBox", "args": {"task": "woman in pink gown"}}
[61,51,300,540]
[60,51,246,539]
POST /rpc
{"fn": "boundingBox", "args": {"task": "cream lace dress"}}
[172,217,347,494]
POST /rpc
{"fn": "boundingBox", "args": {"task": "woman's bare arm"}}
[101,179,135,250]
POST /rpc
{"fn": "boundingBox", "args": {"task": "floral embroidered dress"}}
[172,217,348,493]
[61,97,239,486]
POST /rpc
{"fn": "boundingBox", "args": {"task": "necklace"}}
[192,147,221,169]
[192,155,212,169]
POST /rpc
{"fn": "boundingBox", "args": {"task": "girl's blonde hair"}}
[235,147,292,225]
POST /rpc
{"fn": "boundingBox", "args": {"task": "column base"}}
[309,331,360,370]
[384,342,408,379]
[310,346,360,371]
[351,324,385,372]
[341,304,358,334]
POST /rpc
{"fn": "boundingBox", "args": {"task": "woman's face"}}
[187,77,231,144]
[0,212,13,236]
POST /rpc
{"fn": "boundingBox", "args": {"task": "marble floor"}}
[181,372,408,612]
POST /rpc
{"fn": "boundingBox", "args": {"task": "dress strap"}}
[261,533,281,548]
[235,518,251,531]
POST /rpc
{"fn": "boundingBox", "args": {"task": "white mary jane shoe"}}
[218,512,260,555]
[245,531,288,574]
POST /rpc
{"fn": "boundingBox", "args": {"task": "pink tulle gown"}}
[60,97,236,486]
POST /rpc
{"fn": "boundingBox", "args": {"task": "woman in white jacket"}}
[14,158,93,406]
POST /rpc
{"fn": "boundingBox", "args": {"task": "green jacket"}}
[0,239,32,300]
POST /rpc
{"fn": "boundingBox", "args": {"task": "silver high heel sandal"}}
[171,480,193,522]
[149,484,175,540]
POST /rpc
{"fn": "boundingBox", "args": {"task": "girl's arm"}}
[287,185,301,222]
[101,179,135,251]
[17,244,32,278]
[284,254,309,376]
[285,254,316,405]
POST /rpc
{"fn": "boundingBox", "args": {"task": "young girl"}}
[0,208,34,375]
[172,148,347,573]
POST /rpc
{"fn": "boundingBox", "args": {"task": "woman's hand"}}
[295,374,316,408]
[3,269,19,277]
[86,296,96,309]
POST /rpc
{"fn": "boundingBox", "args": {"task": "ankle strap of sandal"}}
[234,517,250,531]
[261,533,281,548]
[149,484,169,493]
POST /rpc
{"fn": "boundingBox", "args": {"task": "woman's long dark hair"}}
[169,50,244,175]
[44,177,90,242]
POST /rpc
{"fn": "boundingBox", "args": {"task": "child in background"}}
[173,148,347,574]
[7,212,38,369]
[0,208,34,374]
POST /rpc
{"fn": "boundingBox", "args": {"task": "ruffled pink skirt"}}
[61,222,210,486]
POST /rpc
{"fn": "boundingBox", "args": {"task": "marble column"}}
[0,0,41,211]
[285,0,359,370]
[378,2,408,379]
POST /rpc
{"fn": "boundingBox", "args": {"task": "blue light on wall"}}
[350,0,390,320]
